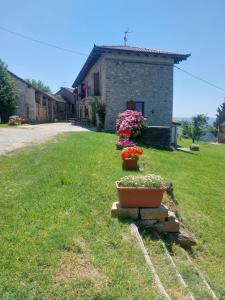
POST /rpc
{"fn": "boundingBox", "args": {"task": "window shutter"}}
[94,72,100,96]
[127,101,135,110]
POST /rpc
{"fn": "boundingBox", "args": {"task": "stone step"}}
[111,202,180,233]
[154,219,180,233]
[111,202,139,218]
[140,205,168,221]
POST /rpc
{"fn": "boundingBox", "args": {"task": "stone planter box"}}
[122,157,138,170]
[115,181,166,208]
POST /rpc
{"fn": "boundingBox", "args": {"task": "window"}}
[93,72,100,96]
[127,101,144,116]
[135,102,144,115]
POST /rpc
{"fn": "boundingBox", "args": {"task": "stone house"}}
[9,71,66,122]
[55,87,76,119]
[72,45,190,144]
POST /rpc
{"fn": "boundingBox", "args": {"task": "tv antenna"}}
[124,29,132,46]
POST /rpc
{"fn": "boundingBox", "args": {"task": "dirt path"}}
[0,123,90,155]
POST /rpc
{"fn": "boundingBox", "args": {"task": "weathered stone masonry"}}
[103,54,174,130]
[72,45,190,142]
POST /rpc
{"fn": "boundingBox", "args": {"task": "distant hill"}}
[175,117,215,125]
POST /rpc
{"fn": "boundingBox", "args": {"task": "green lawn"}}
[0,124,10,128]
[0,132,224,299]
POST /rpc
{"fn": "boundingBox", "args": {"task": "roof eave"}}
[72,45,103,87]
[72,46,191,86]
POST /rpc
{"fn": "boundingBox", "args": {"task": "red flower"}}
[117,129,131,139]
[121,147,143,160]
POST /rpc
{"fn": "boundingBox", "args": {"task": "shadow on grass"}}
[118,217,196,257]
[117,217,178,252]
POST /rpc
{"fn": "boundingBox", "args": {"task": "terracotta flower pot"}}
[122,156,138,170]
[116,181,165,208]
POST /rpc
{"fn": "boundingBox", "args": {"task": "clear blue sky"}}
[0,0,225,118]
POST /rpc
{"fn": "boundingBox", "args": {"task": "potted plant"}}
[116,129,135,149]
[116,174,166,208]
[116,139,135,150]
[121,147,143,170]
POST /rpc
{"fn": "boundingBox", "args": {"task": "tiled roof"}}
[8,71,65,103]
[98,45,190,57]
[72,45,191,87]
[63,87,74,92]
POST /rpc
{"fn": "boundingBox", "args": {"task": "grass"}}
[0,124,22,128]
[0,124,10,128]
[0,132,224,299]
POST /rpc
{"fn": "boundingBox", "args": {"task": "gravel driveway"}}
[0,123,90,155]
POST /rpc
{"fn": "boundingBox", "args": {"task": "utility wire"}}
[0,25,87,56]
[174,65,225,93]
[1,24,225,93]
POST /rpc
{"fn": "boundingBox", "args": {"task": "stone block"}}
[167,211,176,222]
[154,219,180,233]
[111,202,139,218]
[140,205,168,221]
[140,219,158,228]
[168,231,197,248]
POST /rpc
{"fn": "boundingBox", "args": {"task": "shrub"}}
[119,174,166,188]
[8,115,27,125]
[116,110,146,138]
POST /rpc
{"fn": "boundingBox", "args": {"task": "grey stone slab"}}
[140,205,168,221]
[111,202,139,218]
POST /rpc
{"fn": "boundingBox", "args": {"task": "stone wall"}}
[82,57,106,99]
[102,52,174,131]
[14,79,37,121]
[140,126,171,149]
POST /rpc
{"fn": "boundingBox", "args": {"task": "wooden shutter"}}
[127,101,135,110]
[94,72,100,96]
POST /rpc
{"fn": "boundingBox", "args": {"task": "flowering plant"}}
[119,174,166,188]
[116,140,135,149]
[116,110,146,137]
[117,129,131,139]
[121,147,143,160]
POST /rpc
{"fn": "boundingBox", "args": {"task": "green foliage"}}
[207,125,218,137]
[214,99,225,128]
[26,78,52,93]
[91,101,96,126]
[181,120,191,139]
[0,59,18,122]
[181,114,208,143]
[95,101,105,129]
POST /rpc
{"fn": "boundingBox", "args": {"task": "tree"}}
[26,79,51,93]
[214,99,225,128]
[0,59,18,122]
[181,114,208,143]
[181,120,191,139]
